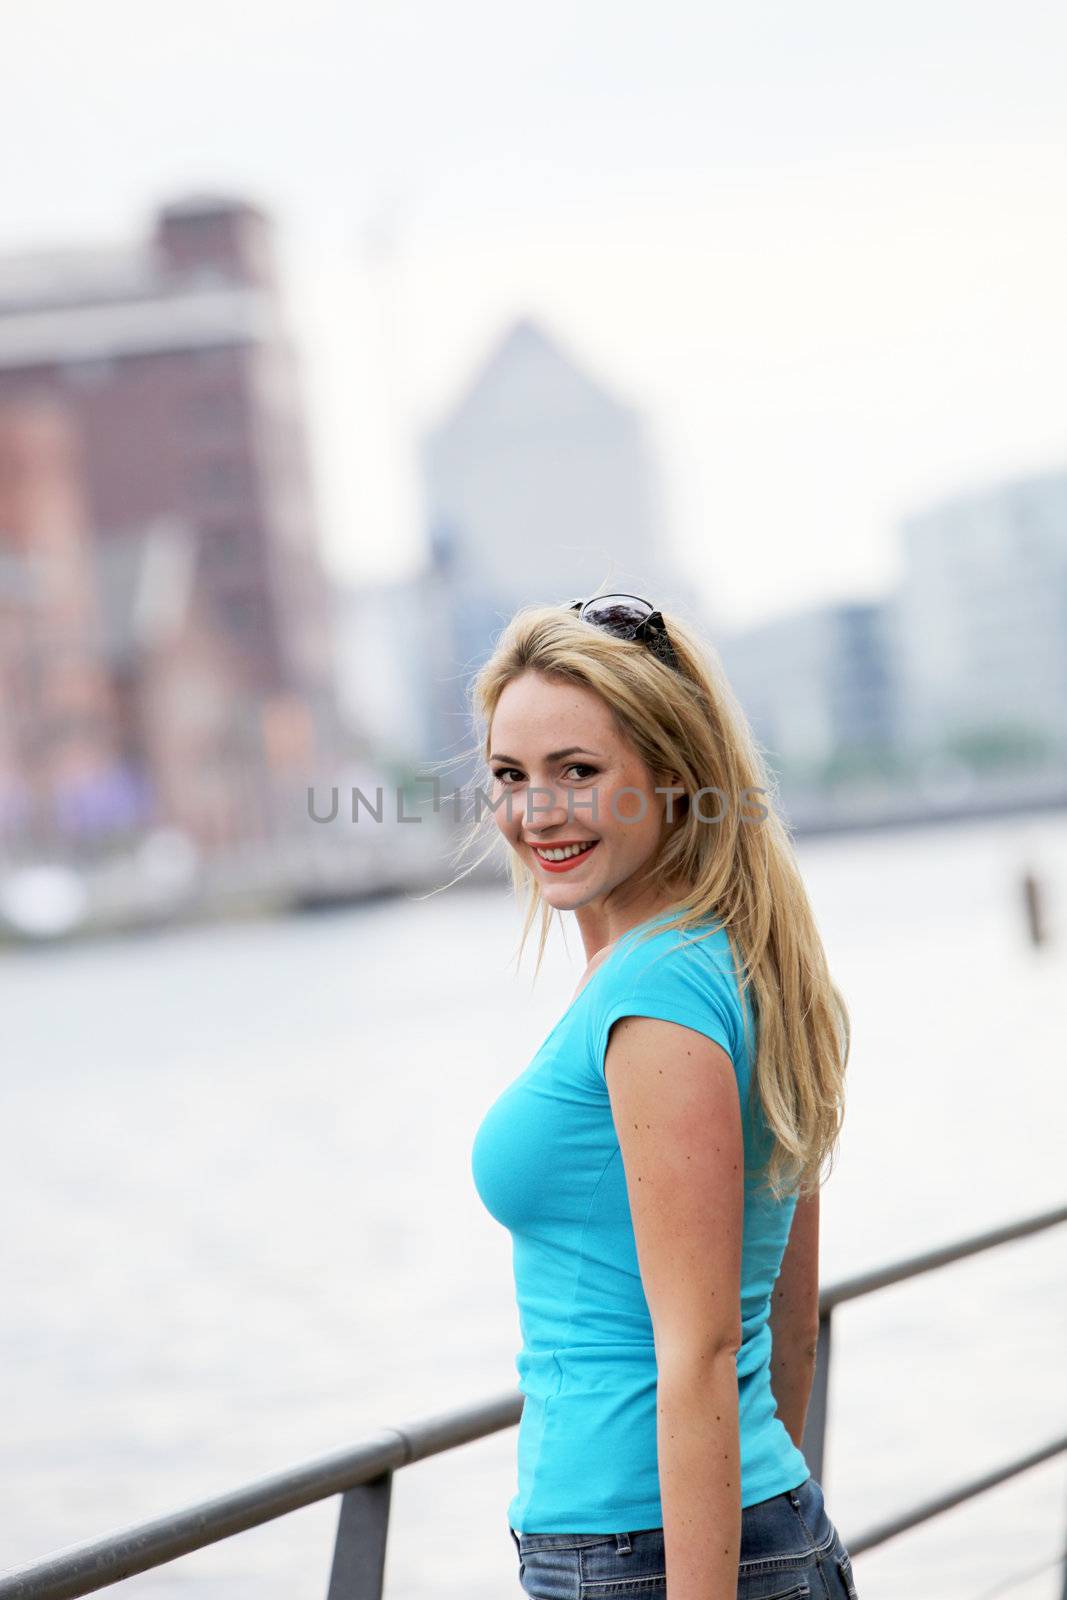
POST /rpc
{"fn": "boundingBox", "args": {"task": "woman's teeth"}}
[533,842,598,862]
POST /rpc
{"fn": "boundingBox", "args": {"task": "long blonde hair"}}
[428,598,851,1201]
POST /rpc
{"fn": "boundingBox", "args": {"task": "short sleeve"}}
[590,925,741,1084]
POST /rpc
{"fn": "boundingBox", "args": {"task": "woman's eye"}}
[491,764,598,784]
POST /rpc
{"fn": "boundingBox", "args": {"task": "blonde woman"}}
[467,594,857,1600]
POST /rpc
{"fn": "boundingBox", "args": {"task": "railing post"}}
[325,1471,393,1600]
[802,1308,832,1486]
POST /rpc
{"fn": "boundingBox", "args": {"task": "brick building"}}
[0,402,123,852]
[0,197,338,767]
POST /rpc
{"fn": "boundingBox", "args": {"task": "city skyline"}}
[1,1,1064,631]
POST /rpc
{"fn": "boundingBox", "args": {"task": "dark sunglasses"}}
[566,592,680,672]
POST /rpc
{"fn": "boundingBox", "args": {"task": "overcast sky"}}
[3,1,1065,628]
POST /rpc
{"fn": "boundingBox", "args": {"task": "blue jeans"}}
[508,1474,859,1598]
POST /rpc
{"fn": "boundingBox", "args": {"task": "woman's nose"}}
[523,783,571,828]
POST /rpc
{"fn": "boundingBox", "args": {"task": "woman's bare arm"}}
[605,1014,745,1600]
[768,1187,821,1450]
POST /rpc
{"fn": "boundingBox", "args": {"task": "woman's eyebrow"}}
[489,746,601,764]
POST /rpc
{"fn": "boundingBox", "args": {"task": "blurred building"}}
[419,317,704,780]
[94,519,261,851]
[0,393,268,856]
[719,600,897,784]
[331,572,438,764]
[0,197,338,770]
[0,401,126,853]
[889,466,1067,762]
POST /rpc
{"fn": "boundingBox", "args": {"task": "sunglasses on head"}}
[566,593,680,673]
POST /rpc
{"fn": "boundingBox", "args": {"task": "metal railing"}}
[0,1203,1063,1600]
[800,1201,1067,1565]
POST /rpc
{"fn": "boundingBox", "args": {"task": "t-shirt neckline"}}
[539,908,685,1051]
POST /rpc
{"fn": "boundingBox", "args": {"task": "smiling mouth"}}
[529,840,600,869]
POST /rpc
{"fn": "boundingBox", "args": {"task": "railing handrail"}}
[819,1199,1067,1310]
[846,1433,1067,1557]
[0,1202,1062,1600]
[0,1397,524,1600]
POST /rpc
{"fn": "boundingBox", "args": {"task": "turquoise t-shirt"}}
[470,909,810,1533]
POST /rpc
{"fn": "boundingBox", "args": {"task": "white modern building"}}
[422,317,697,616]
[888,466,1067,757]
[718,601,896,778]
[418,317,706,780]
[331,572,440,764]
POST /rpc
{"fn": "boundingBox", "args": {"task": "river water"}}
[2,813,1065,1599]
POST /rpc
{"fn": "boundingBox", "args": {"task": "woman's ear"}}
[659,771,688,819]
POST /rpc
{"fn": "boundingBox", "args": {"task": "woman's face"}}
[487,670,677,917]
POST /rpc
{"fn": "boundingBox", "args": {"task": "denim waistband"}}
[510,1471,822,1561]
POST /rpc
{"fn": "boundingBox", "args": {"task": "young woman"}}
[465,594,857,1599]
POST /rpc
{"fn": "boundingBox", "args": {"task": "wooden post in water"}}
[1021,870,1047,947]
